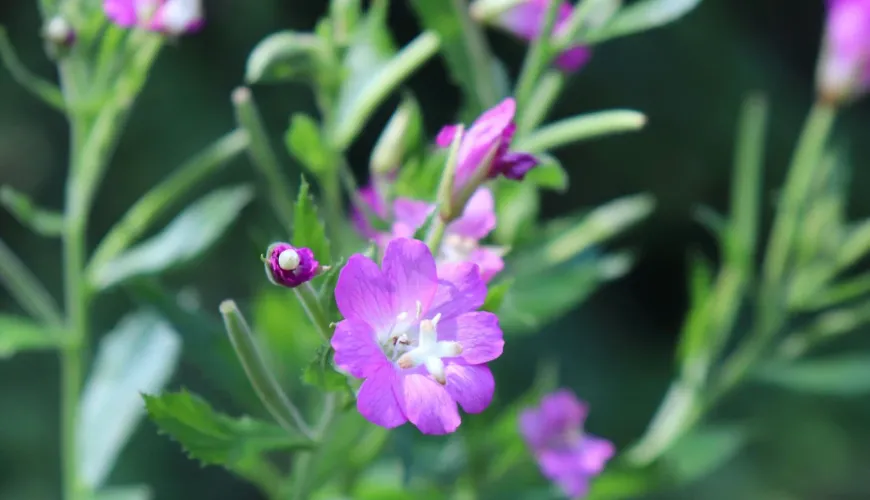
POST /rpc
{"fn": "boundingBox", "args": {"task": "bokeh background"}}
[3,0,870,499]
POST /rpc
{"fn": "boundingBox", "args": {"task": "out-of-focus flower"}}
[436,98,539,195]
[331,238,504,435]
[520,389,615,498]
[817,0,870,104]
[103,0,204,35]
[476,0,592,73]
[351,187,506,282]
[264,242,320,288]
[42,16,76,48]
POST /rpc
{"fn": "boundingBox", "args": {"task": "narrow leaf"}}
[514,110,647,154]
[583,0,704,44]
[482,279,513,313]
[94,485,152,500]
[144,390,313,466]
[0,314,65,358]
[294,177,332,261]
[245,31,328,84]
[754,355,870,396]
[0,185,63,236]
[78,311,182,489]
[89,185,254,290]
[286,113,334,177]
[302,345,349,392]
[524,154,568,192]
[664,425,747,486]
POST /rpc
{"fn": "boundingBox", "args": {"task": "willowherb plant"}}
[4,0,870,499]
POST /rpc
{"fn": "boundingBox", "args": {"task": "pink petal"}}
[393,198,434,231]
[454,98,516,189]
[540,389,588,432]
[578,435,616,474]
[444,363,495,414]
[104,0,138,26]
[357,364,407,428]
[331,319,387,378]
[554,45,592,73]
[446,187,496,239]
[427,262,487,319]
[382,238,439,318]
[466,247,505,283]
[350,185,386,239]
[436,124,460,147]
[438,311,504,364]
[519,406,548,449]
[398,372,461,434]
[335,254,396,331]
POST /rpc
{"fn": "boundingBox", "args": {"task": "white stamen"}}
[394,313,461,381]
[414,300,423,319]
[425,357,446,384]
[278,249,300,271]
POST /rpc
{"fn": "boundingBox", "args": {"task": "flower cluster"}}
[520,389,615,498]
[104,0,204,35]
[817,0,870,104]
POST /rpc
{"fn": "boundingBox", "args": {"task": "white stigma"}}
[277,249,301,271]
[396,312,462,384]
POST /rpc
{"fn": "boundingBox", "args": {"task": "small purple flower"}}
[331,238,504,435]
[103,0,204,35]
[493,0,592,73]
[264,243,319,288]
[817,0,870,103]
[520,389,615,498]
[435,98,539,193]
[351,186,506,282]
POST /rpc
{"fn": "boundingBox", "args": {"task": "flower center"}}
[278,249,301,271]
[440,233,479,263]
[380,301,462,384]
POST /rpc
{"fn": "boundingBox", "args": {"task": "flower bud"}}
[816,0,870,105]
[370,96,423,176]
[264,243,319,288]
[42,16,76,48]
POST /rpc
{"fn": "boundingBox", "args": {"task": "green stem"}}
[516,71,564,137]
[232,87,297,233]
[513,0,561,121]
[294,282,333,341]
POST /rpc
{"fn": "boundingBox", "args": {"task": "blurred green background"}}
[3,0,870,499]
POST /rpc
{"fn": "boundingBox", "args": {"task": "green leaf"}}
[245,31,329,84]
[0,314,65,358]
[493,181,540,246]
[286,113,335,177]
[513,110,647,154]
[663,425,747,486]
[0,185,63,236]
[294,177,332,261]
[408,0,502,116]
[525,154,568,192]
[92,485,152,500]
[676,252,714,368]
[144,390,313,467]
[318,259,345,319]
[79,311,182,489]
[89,185,254,290]
[754,355,870,396]
[587,468,659,500]
[394,151,445,201]
[482,278,513,313]
[331,6,439,151]
[302,345,349,392]
[583,0,704,44]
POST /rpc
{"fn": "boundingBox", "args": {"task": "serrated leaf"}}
[144,390,313,468]
[524,155,568,192]
[754,355,870,396]
[245,31,328,84]
[302,345,349,392]
[482,279,513,313]
[583,0,704,44]
[0,314,65,358]
[294,177,332,261]
[0,185,63,236]
[79,311,181,489]
[664,425,747,486]
[90,185,254,290]
[286,113,334,177]
[318,259,345,319]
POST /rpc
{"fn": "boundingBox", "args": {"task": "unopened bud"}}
[370,96,422,176]
[816,0,870,106]
[42,16,75,55]
[264,242,319,288]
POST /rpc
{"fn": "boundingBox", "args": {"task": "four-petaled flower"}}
[817,0,870,103]
[351,187,506,282]
[331,238,504,435]
[104,0,204,35]
[264,242,320,288]
[491,0,592,73]
[520,389,615,498]
[436,98,539,195]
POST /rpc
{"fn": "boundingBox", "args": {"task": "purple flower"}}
[493,0,592,73]
[435,98,539,193]
[351,186,506,282]
[817,0,870,103]
[331,238,504,435]
[264,243,319,288]
[103,0,204,35]
[520,389,615,498]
